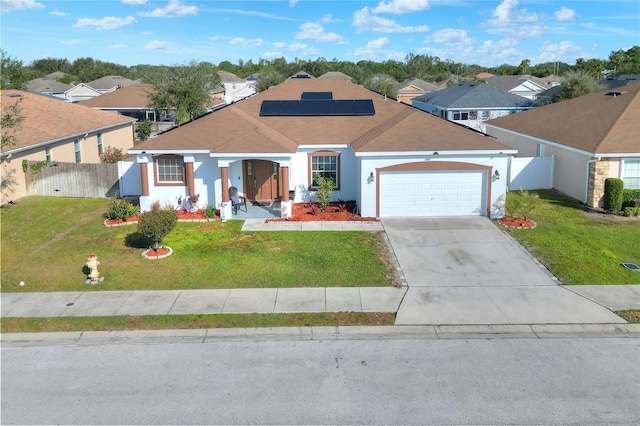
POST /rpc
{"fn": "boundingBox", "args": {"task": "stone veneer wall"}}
[587,159,610,208]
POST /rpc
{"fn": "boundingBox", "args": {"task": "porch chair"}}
[229,186,247,214]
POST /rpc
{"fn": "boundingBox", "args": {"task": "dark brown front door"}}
[244,160,279,202]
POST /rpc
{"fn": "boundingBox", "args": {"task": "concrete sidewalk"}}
[0,287,407,318]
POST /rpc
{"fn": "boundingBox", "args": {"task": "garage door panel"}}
[380,170,486,217]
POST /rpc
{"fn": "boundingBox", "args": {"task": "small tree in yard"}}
[314,174,334,211]
[99,146,124,163]
[505,189,540,220]
[137,120,152,141]
[137,202,177,250]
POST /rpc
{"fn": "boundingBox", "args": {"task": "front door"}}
[244,160,279,202]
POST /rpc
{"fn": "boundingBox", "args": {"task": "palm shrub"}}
[505,189,540,219]
[107,198,139,220]
[137,201,177,250]
[314,174,334,211]
[603,178,624,212]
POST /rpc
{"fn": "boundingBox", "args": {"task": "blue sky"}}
[2,0,639,68]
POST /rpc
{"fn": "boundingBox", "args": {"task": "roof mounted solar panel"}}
[259,100,281,116]
[300,100,319,115]
[280,100,301,115]
[355,99,375,115]
[301,92,333,100]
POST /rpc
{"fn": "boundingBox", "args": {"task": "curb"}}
[3,323,640,347]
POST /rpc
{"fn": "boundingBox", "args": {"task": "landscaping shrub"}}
[505,189,540,219]
[203,204,217,219]
[137,201,177,249]
[137,120,152,141]
[99,146,125,163]
[622,189,640,209]
[603,178,624,212]
[314,174,334,211]
[106,198,139,220]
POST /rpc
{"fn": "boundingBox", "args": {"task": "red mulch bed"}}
[105,209,214,226]
[267,201,378,222]
[498,216,536,229]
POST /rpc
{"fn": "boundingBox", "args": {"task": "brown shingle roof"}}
[87,75,137,90]
[487,83,640,154]
[79,84,153,108]
[132,78,511,154]
[1,90,135,151]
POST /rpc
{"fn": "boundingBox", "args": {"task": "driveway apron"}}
[384,217,625,325]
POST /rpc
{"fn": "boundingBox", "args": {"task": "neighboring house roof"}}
[397,78,439,93]
[485,75,550,92]
[318,72,354,82]
[132,78,510,155]
[26,78,72,93]
[87,76,136,91]
[288,71,314,79]
[217,70,243,82]
[45,71,69,80]
[476,72,495,80]
[536,85,564,102]
[0,90,135,153]
[412,82,533,109]
[600,74,640,89]
[486,83,640,155]
[79,84,153,109]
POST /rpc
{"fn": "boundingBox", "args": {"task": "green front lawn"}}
[0,197,395,292]
[499,190,640,285]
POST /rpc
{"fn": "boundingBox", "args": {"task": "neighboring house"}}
[319,72,354,83]
[26,78,73,99]
[396,78,440,105]
[476,72,495,80]
[217,71,256,104]
[128,78,514,220]
[485,75,552,99]
[600,74,640,89]
[45,71,70,80]
[288,71,314,80]
[63,83,103,103]
[412,82,533,133]
[485,83,640,209]
[87,75,137,94]
[79,83,157,122]
[0,90,136,204]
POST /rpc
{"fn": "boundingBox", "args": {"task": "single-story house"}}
[485,75,554,100]
[485,83,640,208]
[128,78,514,219]
[26,78,73,100]
[1,90,136,204]
[86,75,138,94]
[396,78,441,105]
[412,82,533,133]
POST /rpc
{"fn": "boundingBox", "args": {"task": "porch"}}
[229,200,282,220]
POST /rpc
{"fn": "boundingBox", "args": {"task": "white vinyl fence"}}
[509,156,554,191]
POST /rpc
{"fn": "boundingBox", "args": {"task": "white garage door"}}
[380,171,486,217]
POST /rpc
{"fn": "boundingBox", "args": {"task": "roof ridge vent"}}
[607,90,627,98]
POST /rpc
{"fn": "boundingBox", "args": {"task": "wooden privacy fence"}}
[25,161,120,198]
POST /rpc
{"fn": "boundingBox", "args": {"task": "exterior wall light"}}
[369,172,375,182]
[494,170,500,180]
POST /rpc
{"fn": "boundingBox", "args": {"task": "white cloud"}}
[488,0,538,26]
[537,40,585,62]
[122,0,147,4]
[289,0,298,6]
[108,43,128,49]
[321,14,341,23]
[261,51,283,59]
[353,37,405,60]
[138,0,197,18]
[372,0,430,15]
[229,37,263,47]
[430,29,471,45]
[1,0,44,12]
[272,41,287,48]
[60,39,87,45]
[144,40,173,50]
[555,6,577,21]
[288,43,320,56]
[75,16,137,30]
[353,7,429,33]
[295,22,347,44]
[49,9,66,16]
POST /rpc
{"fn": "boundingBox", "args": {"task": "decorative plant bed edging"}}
[498,217,537,229]
[105,216,215,227]
[141,246,173,259]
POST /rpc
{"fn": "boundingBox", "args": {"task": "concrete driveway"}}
[383,217,625,325]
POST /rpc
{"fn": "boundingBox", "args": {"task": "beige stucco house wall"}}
[1,90,135,204]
